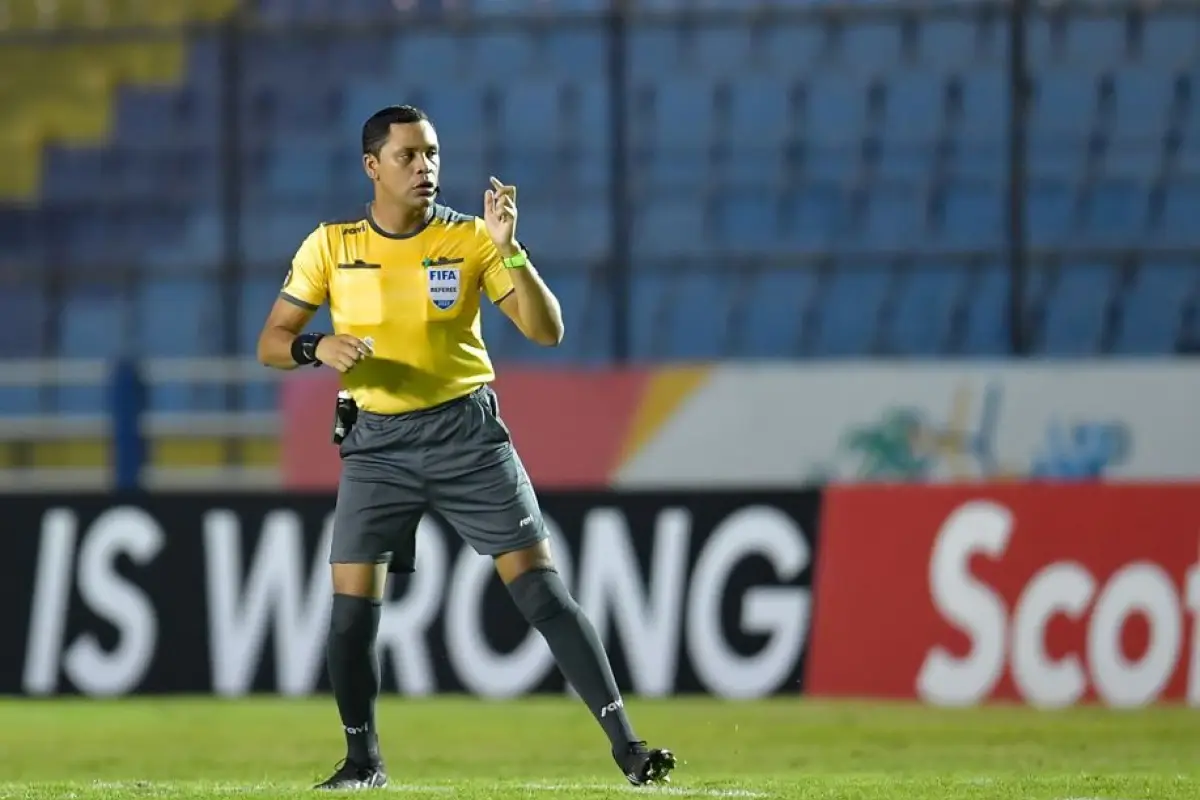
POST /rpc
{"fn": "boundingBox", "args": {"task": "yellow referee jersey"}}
[281,204,515,415]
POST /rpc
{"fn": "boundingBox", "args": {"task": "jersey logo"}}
[427,267,460,310]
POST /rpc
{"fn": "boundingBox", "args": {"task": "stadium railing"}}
[0,357,282,492]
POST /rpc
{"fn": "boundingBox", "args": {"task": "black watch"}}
[292,332,325,367]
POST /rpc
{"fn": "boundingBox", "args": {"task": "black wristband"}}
[291,332,325,366]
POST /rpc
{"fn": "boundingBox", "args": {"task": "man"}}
[256,105,677,791]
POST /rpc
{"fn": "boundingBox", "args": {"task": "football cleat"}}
[614,741,678,786]
[313,758,388,790]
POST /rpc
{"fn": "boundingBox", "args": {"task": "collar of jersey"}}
[366,203,434,240]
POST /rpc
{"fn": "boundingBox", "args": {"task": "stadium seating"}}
[2,0,1199,407]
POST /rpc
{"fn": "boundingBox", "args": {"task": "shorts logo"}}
[426,267,460,310]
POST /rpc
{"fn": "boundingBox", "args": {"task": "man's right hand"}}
[316,334,373,373]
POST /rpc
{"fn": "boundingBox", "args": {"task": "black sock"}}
[506,568,638,750]
[327,593,383,766]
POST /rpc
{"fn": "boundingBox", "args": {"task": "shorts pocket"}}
[476,388,512,445]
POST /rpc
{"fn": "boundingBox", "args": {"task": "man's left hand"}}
[484,175,520,257]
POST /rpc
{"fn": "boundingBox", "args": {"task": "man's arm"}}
[257,229,373,372]
[257,298,316,370]
[480,177,564,347]
[493,250,564,347]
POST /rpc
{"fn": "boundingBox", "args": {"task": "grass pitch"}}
[0,696,1196,799]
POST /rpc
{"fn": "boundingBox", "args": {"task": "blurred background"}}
[2,0,1198,491]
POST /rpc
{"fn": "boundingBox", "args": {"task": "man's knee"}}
[331,562,389,600]
[329,593,382,641]
[493,538,554,584]
[505,567,577,626]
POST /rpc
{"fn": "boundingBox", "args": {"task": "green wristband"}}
[501,251,528,270]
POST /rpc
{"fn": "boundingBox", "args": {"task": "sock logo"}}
[345,722,370,735]
[600,699,624,718]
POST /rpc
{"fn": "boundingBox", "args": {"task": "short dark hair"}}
[361,105,430,156]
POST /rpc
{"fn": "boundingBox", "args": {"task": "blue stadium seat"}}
[727,75,794,152]
[654,78,720,150]
[735,268,817,358]
[779,185,853,250]
[961,264,1011,355]
[1065,17,1126,66]
[890,265,967,355]
[132,279,221,358]
[559,81,610,155]
[390,31,464,83]
[184,32,221,89]
[1026,15,1062,68]
[883,72,945,143]
[628,28,682,82]
[683,27,756,77]
[863,187,926,251]
[636,79,718,190]
[711,188,776,252]
[1082,181,1149,245]
[467,30,541,78]
[876,141,937,183]
[1039,263,1116,355]
[760,21,824,76]
[0,284,47,358]
[806,75,870,146]
[265,138,344,197]
[633,199,706,257]
[514,199,609,264]
[1109,67,1175,143]
[241,207,326,265]
[1028,183,1075,246]
[1113,263,1195,354]
[0,208,45,267]
[1029,139,1087,182]
[1159,182,1200,245]
[840,21,903,73]
[498,80,566,149]
[1031,70,1099,142]
[59,286,125,359]
[939,183,1003,249]
[1141,11,1200,67]
[947,141,1004,183]
[144,211,223,272]
[919,18,979,70]
[661,271,737,360]
[630,271,669,360]
[956,70,1006,142]
[963,263,1051,355]
[814,266,892,356]
[113,89,183,148]
[540,29,606,79]
[42,146,107,203]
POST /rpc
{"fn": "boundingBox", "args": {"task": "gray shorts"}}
[330,385,548,573]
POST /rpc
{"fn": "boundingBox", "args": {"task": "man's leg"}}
[493,542,676,786]
[317,466,423,791]
[327,562,387,771]
[429,388,675,785]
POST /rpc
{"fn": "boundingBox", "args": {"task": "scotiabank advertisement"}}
[806,484,1200,707]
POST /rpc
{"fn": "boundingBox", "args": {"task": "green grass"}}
[1,696,1196,799]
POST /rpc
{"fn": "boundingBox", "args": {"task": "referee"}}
[256,105,677,790]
